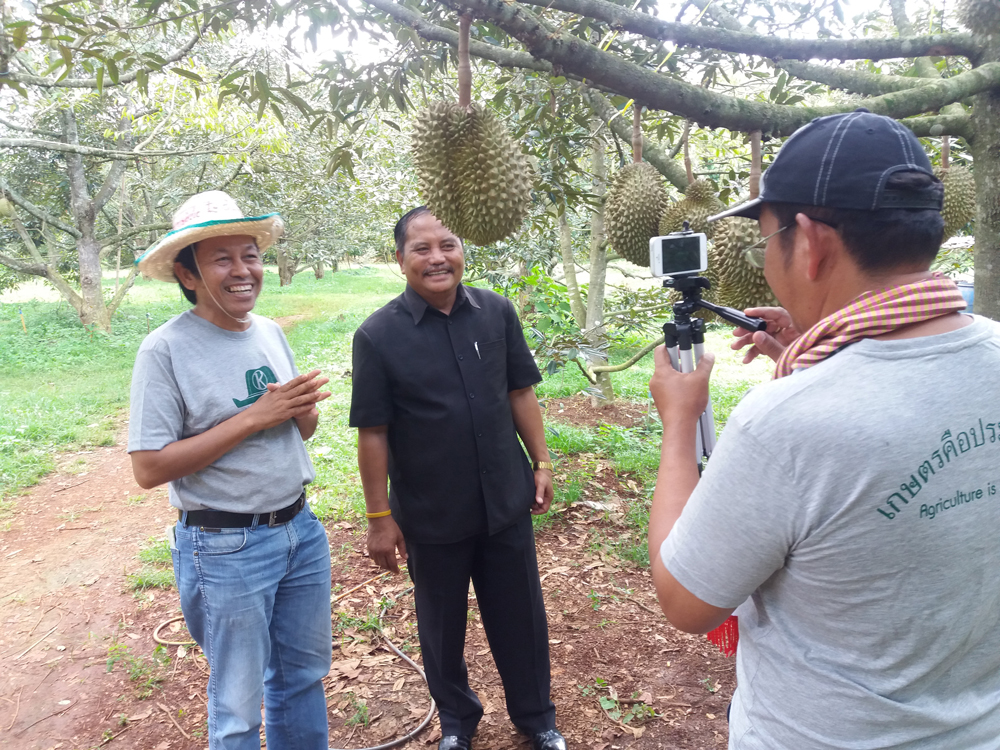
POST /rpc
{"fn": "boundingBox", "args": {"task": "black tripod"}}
[662,274,766,470]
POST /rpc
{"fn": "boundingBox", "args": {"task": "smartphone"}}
[649,233,708,278]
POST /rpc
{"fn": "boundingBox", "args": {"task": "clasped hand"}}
[730,306,800,364]
[649,346,715,426]
[246,369,331,431]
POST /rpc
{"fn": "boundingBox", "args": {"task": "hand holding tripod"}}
[661,274,766,470]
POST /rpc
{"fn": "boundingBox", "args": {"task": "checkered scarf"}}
[707,273,967,659]
[773,273,968,380]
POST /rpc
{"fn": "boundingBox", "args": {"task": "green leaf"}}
[96,65,105,95]
[106,59,119,85]
[218,69,248,87]
[171,68,204,82]
[11,25,27,49]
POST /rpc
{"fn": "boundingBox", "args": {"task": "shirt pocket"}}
[477,338,508,399]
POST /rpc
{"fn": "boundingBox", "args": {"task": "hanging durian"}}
[709,132,776,313]
[0,198,13,218]
[659,179,724,238]
[605,162,669,266]
[410,16,532,246]
[713,217,777,311]
[604,105,669,267]
[957,0,1000,32]
[936,165,975,239]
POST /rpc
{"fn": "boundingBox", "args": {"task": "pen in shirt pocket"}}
[475,341,481,359]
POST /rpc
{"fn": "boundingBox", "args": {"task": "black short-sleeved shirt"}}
[350,284,542,544]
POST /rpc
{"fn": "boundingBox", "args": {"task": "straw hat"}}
[136,191,284,282]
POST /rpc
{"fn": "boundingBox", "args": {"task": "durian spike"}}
[750,130,762,199]
[632,105,643,164]
[942,135,950,169]
[458,14,472,109]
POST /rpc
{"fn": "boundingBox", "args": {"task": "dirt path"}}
[0,427,735,750]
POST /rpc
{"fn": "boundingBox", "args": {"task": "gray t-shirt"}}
[128,310,315,513]
[661,316,1000,749]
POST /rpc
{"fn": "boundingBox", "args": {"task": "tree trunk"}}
[314,260,325,279]
[558,211,587,328]
[61,109,113,332]
[585,130,614,402]
[276,245,296,286]
[971,36,1000,320]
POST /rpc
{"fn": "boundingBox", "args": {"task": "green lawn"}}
[0,265,770,543]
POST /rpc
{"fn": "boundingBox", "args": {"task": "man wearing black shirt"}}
[350,207,566,750]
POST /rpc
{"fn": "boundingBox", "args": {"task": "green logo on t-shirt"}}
[233,366,277,407]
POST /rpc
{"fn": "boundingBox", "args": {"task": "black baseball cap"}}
[709,109,943,223]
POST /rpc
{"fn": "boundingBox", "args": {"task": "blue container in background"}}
[956,281,974,311]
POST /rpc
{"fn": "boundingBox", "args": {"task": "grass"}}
[0,266,400,505]
[1,263,770,562]
[128,536,174,591]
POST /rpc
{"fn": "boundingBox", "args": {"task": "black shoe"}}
[438,735,473,750]
[530,729,567,750]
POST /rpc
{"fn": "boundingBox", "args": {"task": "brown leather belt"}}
[178,492,306,529]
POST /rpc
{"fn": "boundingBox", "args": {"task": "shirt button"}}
[458,354,464,361]
[448,320,453,325]
[477,432,483,437]
[482,469,487,474]
[469,392,475,399]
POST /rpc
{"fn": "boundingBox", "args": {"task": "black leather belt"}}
[179,492,306,529]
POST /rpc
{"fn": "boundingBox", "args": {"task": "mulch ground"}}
[0,403,735,750]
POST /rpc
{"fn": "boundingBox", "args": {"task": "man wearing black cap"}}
[646,110,1000,748]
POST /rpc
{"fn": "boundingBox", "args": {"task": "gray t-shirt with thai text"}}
[128,310,314,513]
[661,316,1000,749]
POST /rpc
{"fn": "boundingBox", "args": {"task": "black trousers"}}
[406,514,556,736]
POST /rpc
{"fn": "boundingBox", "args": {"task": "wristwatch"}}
[532,461,554,471]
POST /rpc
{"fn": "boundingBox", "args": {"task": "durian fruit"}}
[659,179,724,239]
[411,101,533,246]
[934,165,976,240]
[957,0,1000,33]
[711,218,777,312]
[604,162,669,267]
[0,198,13,218]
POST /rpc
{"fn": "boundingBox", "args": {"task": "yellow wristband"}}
[532,461,554,471]
[365,509,392,519]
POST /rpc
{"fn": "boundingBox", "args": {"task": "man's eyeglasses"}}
[740,217,839,270]
[742,225,789,270]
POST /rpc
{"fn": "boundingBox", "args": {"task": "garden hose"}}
[152,580,438,750]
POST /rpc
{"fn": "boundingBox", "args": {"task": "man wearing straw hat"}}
[646,111,1000,748]
[128,190,333,750]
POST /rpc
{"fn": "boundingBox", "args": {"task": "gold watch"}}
[532,461,554,471]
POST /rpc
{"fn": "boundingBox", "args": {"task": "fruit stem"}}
[941,135,950,170]
[632,105,642,163]
[458,14,472,109]
[749,130,762,199]
[683,126,694,185]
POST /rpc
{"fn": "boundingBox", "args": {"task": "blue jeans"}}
[172,504,332,750]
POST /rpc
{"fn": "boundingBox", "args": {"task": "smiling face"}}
[175,234,262,330]
[397,212,464,310]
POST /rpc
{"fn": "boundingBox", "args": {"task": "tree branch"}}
[0,178,81,238]
[689,0,949,97]
[902,113,973,139]
[0,137,232,159]
[0,115,61,139]
[5,31,202,89]
[444,0,997,136]
[363,0,553,72]
[518,0,978,61]
[581,88,688,191]
[99,221,172,248]
[0,251,48,277]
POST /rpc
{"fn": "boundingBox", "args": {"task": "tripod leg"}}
[693,343,718,458]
